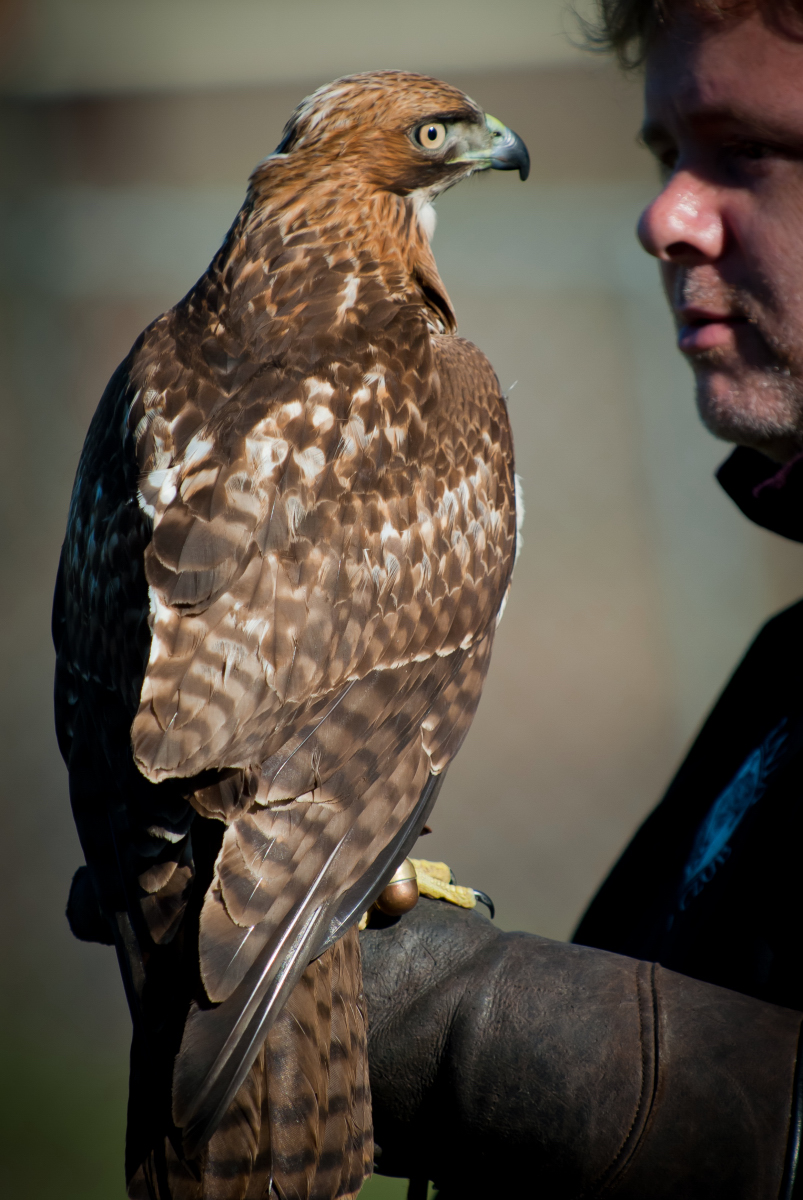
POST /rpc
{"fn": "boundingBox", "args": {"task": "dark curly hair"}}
[582,0,803,67]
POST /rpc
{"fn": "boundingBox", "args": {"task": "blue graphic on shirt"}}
[678,719,788,911]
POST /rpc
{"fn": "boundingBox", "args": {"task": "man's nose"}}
[637,173,726,263]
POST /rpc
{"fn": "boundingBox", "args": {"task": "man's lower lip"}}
[677,320,741,353]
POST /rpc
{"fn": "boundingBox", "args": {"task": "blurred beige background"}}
[4,1,803,1196]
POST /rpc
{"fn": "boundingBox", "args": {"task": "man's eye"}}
[715,141,777,170]
[726,141,775,162]
[416,123,447,150]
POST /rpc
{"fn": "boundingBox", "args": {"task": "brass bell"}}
[375,858,419,916]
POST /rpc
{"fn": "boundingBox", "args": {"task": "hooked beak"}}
[485,114,530,181]
[450,114,530,181]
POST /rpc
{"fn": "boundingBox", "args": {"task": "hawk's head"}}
[269,70,529,198]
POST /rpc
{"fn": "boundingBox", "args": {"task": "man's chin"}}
[695,373,803,462]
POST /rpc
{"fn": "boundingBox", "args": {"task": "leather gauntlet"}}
[360,900,803,1199]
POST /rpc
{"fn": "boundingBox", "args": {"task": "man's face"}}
[640,10,803,461]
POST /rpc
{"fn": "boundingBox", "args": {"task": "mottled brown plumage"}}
[54,71,526,1198]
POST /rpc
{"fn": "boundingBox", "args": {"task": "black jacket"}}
[575,446,803,1011]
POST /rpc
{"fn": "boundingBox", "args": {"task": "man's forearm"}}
[361,900,803,1199]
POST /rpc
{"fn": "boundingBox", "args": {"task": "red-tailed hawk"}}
[54,71,527,1199]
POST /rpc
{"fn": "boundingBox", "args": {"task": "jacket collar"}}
[717,447,803,544]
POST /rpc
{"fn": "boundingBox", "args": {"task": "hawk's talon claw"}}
[471,888,495,919]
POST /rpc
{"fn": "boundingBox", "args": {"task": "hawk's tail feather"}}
[265,924,372,1200]
[177,763,442,1153]
[127,926,371,1200]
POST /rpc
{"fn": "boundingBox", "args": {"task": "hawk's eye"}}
[416,123,447,151]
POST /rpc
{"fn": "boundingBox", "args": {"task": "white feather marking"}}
[146,467,170,491]
[210,638,246,684]
[146,587,174,664]
[418,201,437,241]
[311,405,334,430]
[137,492,156,520]
[514,473,525,563]
[306,378,335,400]
[343,414,372,450]
[245,435,289,478]
[243,616,268,639]
[293,445,326,484]
[496,584,512,627]
[285,495,308,537]
[437,488,459,527]
[180,467,218,503]
[132,414,150,444]
[147,825,184,843]
[336,273,359,319]
[409,187,438,241]
[183,435,215,467]
[451,531,470,568]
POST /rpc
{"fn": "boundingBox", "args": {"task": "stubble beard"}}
[694,352,803,460]
[679,278,803,460]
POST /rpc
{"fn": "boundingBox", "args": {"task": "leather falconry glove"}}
[360,899,803,1200]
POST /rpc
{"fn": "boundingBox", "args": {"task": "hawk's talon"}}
[471,888,495,920]
[410,858,491,913]
[359,859,494,928]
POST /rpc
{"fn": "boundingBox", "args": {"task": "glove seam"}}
[780,1018,803,1200]
[583,959,660,1199]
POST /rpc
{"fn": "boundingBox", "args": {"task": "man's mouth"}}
[676,307,748,355]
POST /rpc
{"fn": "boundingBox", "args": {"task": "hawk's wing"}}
[130,321,513,786]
